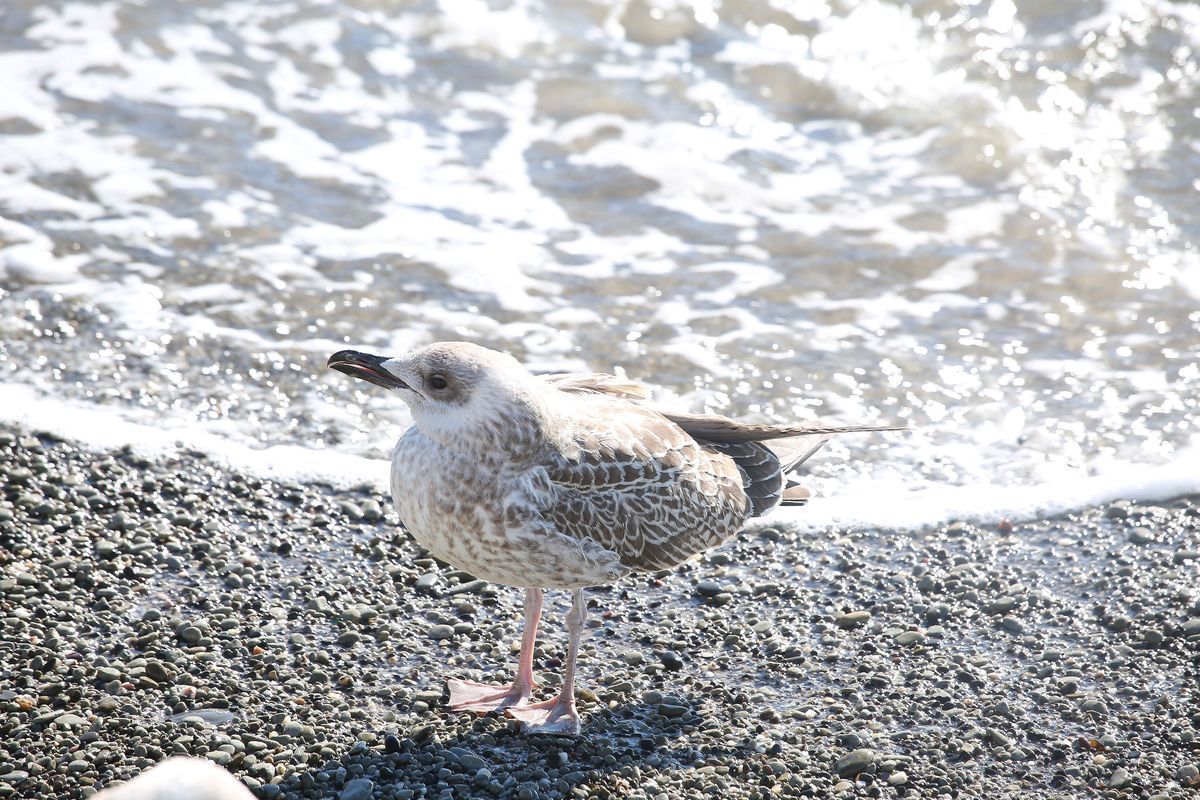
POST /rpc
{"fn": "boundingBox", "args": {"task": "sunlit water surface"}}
[1,0,1198,521]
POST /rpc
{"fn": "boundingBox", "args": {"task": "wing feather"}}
[541,372,652,400]
[657,409,904,442]
[522,392,902,571]
[703,440,783,516]
[537,402,751,572]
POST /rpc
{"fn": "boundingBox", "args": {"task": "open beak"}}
[327,350,408,390]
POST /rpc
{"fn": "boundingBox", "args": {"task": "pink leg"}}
[507,588,586,735]
[447,587,542,712]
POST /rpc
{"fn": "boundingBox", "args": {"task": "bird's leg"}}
[507,588,586,735]
[447,587,542,712]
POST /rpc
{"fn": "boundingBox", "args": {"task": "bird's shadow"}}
[270,697,766,799]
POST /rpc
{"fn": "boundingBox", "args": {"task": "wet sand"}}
[1,425,1198,799]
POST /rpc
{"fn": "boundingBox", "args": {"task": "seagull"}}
[328,342,900,734]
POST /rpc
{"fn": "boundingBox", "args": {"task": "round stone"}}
[834,749,875,777]
[340,778,374,800]
[835,611,871,629]
[427,625,455,640]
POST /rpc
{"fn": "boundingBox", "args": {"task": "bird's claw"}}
[505,697,581,735]
[446,678,534,713]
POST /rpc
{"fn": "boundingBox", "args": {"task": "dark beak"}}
[327,350,408,390]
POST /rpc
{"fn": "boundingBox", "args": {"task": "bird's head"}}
[327,341,544,449]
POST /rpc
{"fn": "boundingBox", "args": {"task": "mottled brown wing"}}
[537,403,753,573]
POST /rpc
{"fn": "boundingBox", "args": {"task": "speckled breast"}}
[389,426,517,584]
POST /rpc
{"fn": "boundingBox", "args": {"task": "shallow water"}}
[1,0,1197,522]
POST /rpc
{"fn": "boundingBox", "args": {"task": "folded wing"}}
[541,374,904,538]
[535,402,752,572]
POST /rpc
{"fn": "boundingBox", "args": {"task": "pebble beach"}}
[2,425,1198,800]
[4,1,1200,798]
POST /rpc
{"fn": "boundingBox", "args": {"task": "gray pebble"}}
[986,596,1019,614]
[53,713,87,729]
[143,660,171,683]
[987,728,1011,747]
[458,753,486,772]
[834,749,875,777]
[659,651,683,670]
[445,579,487,596]
[340,777,374,800]
[835,611,870,629]
[1105,503,1130,519]
[427,624,455,640]
[1129,527,1155,544]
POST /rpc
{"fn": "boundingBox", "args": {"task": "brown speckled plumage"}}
[329,342,902,734]
[540,398,751,573]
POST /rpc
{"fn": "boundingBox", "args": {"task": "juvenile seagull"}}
[328,342,899,734]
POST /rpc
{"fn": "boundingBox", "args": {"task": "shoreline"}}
[4,382,1200,538]
[1,423,1198,799]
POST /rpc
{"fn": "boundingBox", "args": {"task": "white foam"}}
[769,442,1200,532]
[0,243,88,284]
[0,383,388,490]
[912,255,982,293]
[432,0,547,59]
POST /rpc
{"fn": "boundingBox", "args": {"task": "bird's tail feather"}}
[659,409,905,444]
[766,434,831,473]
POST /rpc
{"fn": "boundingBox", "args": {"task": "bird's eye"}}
[429,373,448,391]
